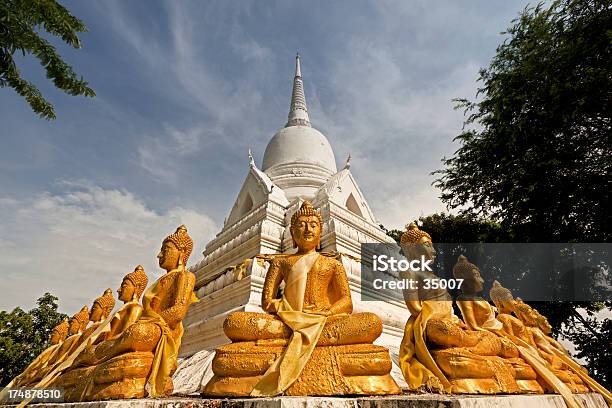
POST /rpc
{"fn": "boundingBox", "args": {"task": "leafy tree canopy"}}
[434,0,611,242]
[0,0,95,119]
[0,293,67,386]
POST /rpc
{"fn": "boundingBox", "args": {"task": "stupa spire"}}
[285,52,311,128]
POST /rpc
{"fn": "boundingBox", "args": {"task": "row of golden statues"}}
[2,225,197,403]
[2,202,611,407]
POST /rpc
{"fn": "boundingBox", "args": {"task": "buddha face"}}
[158,240,181,271]
[68,318,81,335]
[402,237,436,263]
[538,317,552,334]
[90,303,104,322]
[495,299,515,315]
[50,329,62,345]
[462,265,484,295]
[291,215,321,252]
[118,278,136,302]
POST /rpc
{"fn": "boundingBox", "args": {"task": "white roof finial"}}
[343,153,351,170]
[286,52,311,128]
[295,51,301,77]
[248,148,255,168]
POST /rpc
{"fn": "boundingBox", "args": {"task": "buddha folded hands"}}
[204,201,400,397]
[55,226,197,402]
[398,226,523,394]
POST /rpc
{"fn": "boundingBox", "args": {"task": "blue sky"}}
[0,0,533,313]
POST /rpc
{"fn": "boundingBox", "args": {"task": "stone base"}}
[204,343,401,396]
[2,393,607,408]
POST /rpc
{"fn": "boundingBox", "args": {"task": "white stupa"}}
[174,54,408,392]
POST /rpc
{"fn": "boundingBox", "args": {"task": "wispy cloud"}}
[0,180,217,312]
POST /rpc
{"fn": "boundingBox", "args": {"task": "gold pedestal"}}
[56,351,171,402]
[204,343,401,396]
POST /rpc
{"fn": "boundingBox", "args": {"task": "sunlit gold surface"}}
[490,281,612,405]
[398,225,530,394]
[204,201,400,397]
[52,225,197,402]
[11,318,70,387]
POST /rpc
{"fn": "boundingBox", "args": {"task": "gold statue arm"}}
[105,304,142,340]
[458,301,487,331]
[159,271,196,327]
[544,334,567,353]
[328,259,353,315]
[400,271,422,316]
[262,259,283,313]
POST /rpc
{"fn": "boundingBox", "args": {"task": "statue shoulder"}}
[319,251,342,261]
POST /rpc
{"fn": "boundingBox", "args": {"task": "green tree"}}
[435,0,611,242]
[0,293,67,386]
[0,0,95,119]
[430,0,611,386]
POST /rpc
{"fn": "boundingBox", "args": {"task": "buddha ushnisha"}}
[54,226,197,402]
[204,201,400,396]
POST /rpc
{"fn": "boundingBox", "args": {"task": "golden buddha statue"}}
[105,265,148,340]
[397,225,522,394]
[76,289,116,346]
[204,201,400,397]
[31,306,90,382]
[10,318,70,388]
[54,225,197,402]
[489,281,612,405]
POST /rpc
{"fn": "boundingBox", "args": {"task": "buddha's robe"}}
[398,270,453,392]
[460,301,583,408]
[138,268,197,396]
[250,252,327,397]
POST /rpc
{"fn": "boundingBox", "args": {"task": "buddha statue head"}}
[90,288,115,322]
[489,280,515,314]
[49,318,69,345]
[68,306,90,335]
[513,298,538,327]
[118,265,149,303]
[535,311,553,334]
[290,201,323,252]
[158,225,193,272]
[453,255,484,296]
[400,222,436,263]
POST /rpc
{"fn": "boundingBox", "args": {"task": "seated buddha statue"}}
[398,225,522,394]
[489,281,612,404]
[29,306,90,383]
[204,201,400,397]
[76,288,116,347]
[10,318,70,387]
[55,225,197,402]
[104,265,148,341]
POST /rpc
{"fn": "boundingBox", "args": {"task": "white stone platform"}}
[3,394,607,408]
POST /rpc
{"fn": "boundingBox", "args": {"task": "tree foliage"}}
[0,293,67,386]
[427,0,611,387]
[0,0,95,119]
[434,0,611,242]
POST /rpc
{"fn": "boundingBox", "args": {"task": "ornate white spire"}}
[285,52,311,128]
